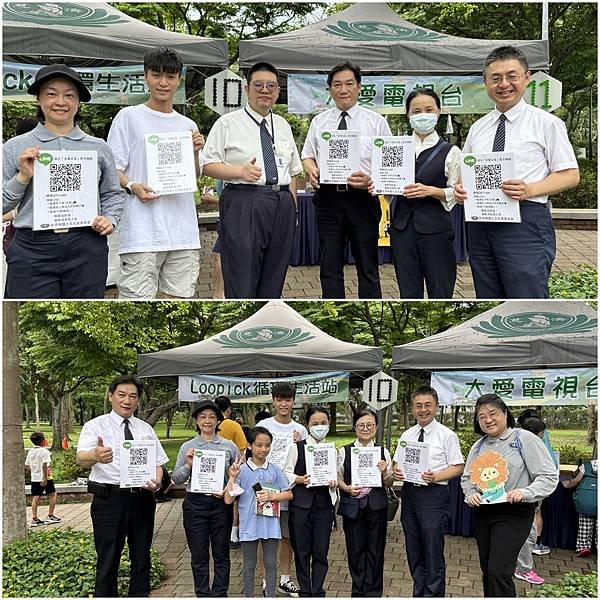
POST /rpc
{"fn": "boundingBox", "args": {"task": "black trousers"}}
[400,483,450,597]
[183,493,234,597]
[342,506,388,597]
[219,185,296,299]
[313,187,381,299]
[389,217,456,299]
[473,502,536,597]
[90,487,156,597]
[288,497,335,597]
[5,227,108,299]
[467,200,555,298]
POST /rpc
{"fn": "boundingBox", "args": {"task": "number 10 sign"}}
[362,371,398,411]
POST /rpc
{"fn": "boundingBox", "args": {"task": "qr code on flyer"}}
[158,141,183,165]
[381,145,404,168]
[474,163,502,189]
[130,447,148,466]
[313,450,329,467]
[404,447,422,464]
[49,163,82,192]
[358,453,373,469]
[199,457,217,473]
[328,139,349,160]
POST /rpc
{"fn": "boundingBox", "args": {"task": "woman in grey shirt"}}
[461,394,558,597]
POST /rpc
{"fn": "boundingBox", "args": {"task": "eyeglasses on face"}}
[488,73,527,85]
[250,81,279,92]
[355,423,376,431]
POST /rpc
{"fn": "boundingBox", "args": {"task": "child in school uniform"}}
[225,426,293,598]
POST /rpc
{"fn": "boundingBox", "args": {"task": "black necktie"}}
[492,114,507,152]
[123,419,134,440]
[338,111,348,130]
[418,428,425,443]
[260,119,278,184]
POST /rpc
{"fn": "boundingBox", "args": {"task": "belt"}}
[226,183,290,192]
[403,481,445,488]
[104,483,144,493]
[320,183,350,193]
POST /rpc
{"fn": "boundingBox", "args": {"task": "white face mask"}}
[409,113,439,135]
[309,425,329,441]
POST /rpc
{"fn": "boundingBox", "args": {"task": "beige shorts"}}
[118,249,199,299]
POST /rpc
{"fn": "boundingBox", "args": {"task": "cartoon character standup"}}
[469,451,510,503]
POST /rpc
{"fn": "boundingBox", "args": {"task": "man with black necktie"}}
[202,62,302,298]
[302,62,392,299]
[393,386,464,597]
[77,375,168,597]
[454,46,579,298]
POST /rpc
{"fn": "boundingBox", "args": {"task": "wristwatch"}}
[124,182,136,196]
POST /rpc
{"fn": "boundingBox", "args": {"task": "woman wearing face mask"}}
[284,406,337,597]
[389,89,461,299]
[337,409,394,597]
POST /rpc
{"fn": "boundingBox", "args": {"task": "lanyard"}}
[244,107,276,149]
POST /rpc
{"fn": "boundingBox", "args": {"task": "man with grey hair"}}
[454,46,579,299]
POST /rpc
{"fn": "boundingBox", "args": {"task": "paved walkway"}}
[29,500,597,597]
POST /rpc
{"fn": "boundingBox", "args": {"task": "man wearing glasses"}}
[393,386,464,597]
[454,46,579,298]
[202,62,302,298]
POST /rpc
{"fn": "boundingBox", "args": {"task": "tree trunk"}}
[24,403,30,428]
[59,393,73,439]
[144,400,180,428]
[3,301,27,543]
[453,406,460,431]
[329,402,337,435]
[50,399,62,451]
[34,388,40,429]
[587,404,597,447]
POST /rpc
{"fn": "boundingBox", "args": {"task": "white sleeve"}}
[283,443,299,486]
[77,421,100,452]
[301,118,318,160]
[106,111,130,173]
[544,117,578,173]
[201,117,228,165]
[445,432,465,466]
[441,146,461,210]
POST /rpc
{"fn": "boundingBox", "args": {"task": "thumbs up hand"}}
[94,436,113,464]
[240,157,262,183]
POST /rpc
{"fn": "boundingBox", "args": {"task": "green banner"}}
[3,61,186,105]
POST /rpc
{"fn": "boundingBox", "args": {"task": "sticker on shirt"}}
[470,450,510,503]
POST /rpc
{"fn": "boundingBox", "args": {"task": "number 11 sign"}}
[362,371,398,411]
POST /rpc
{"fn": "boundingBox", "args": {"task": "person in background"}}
[461,394,558,597]
[388,89,460,299]
[337,409,394,596]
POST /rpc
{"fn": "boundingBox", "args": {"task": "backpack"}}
[573,460,598,517]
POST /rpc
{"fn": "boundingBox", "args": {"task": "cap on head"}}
[191,400,224,422]
[28,64,91,102]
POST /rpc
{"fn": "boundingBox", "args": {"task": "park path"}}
[28,500,597,597]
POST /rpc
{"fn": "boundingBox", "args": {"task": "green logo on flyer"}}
[195,450,203,458]
[374,138,385,148]
[123,442,132,449]
[321,132,332,141]
[472,312,597,338]
[352,448,360,455]
[37,153,53,166]
[399,441,407,448]
[215,326,315,349]
[148,135,159,144]
[307,446,315,453]
[463,155,476,167]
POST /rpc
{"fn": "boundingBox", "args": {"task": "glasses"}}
[488,73,527,85]
[355,423,376,431]
[477,410,502,423]
[251,81,279,92]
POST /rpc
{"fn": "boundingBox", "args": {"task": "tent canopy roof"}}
[138,301,382,378]
[240,2,548,75]
[3,2,228,68]
[392,301,597,371]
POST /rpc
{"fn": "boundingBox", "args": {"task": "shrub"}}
[554,442,593,464]
[2,528,166,597]
[51,448,90,483]
[549,265,598,299]
[552,158,597,209]
[456,429,481,458]
[528,571,597,597]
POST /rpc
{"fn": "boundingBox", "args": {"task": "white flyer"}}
[395,440,429,485]
[119,440,156,488]
[144,130,198,196]
[371,136,415,195]
[460,151,521,223]
[268,432,294,469]
[317,130,360,184]
[33,150,98,231]
[190,448,226,494]
[350,446,383,488]
[305,442,337,487]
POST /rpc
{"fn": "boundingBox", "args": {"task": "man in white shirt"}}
[77,375,169,597]
[393,386,464,597]
[255,382,307,597]
[454,46,579,298]
[302,62,392,299]
[107,48,204,299]
[202,62,302,299]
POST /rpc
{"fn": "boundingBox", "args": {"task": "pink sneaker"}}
[515,570,545,585]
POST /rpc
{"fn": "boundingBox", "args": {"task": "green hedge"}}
[2,528,166,597]
[548,265,598,299]
[51,447,91,483]
[529,571,597,597]
[552,158,597,209]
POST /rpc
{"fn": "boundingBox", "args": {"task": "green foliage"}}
[528,571,597,598]
[50,448,91,483]
[456,429,481,458]
[2,528,166,597]
[552,158,597,209]
[554,443,593,464]
[548,265,598,299]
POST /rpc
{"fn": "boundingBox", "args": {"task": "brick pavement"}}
[29,500,597,597]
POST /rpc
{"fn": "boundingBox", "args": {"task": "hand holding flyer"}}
[317,130,360,184]
[350,446,383,488]
[119,440,156,488]
[190,449,226,494]
[305,442,337,487]
[371,137,414,195]
[395,440,429,485]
